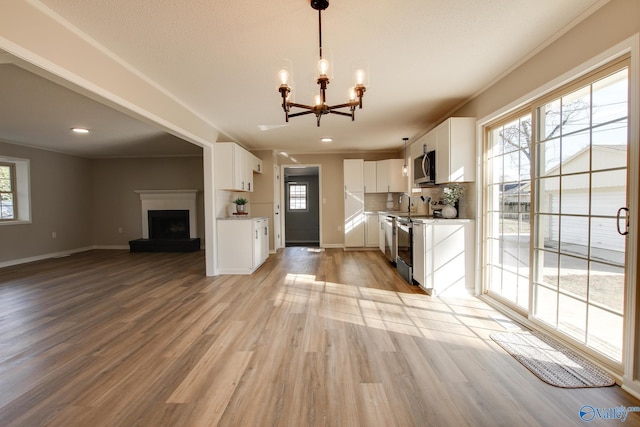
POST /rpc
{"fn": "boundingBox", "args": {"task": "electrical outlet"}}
[51,231,57,238]
[118,227,123,233]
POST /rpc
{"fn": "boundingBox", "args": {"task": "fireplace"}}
[129,190,201,252]
[148,210,190,239]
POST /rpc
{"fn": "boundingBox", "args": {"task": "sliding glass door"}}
[486,113,532,311]
[485,57,630,364]
[532,63,629,363]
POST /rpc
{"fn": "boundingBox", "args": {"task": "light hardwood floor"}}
[1,248,639,426]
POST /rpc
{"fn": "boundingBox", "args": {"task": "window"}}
[288,182,308,211]
[0,156,30,224]
[0,162,17,220]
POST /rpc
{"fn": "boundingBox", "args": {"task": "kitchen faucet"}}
[398,193,411,215]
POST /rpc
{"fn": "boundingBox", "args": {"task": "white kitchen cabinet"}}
[376,159,405,193]
[252,154,263,174]
[412,220,428,289]
[215,142,254,192]
[344,159,365,247]
[378,213,385,254]
[344,191,365,247]
[217,217,269,274]
[412,219,475,296]
[344,159,364,192]
[435,117,476,183]
[253,218,269,267]
[364,212,379,248]
[411,131,437,162]
[425,130,437,153]
[364,161,377,193]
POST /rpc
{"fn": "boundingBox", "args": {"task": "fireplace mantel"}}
[135,190,199,239]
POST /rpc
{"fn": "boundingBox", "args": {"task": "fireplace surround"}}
[129,190,200,252]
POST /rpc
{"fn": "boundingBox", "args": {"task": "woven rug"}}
[490,330,615,388]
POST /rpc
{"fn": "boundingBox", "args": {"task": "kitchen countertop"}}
[217,216,268,221]
[378,211,409,216]
[410,217,475,223]
[379,211,474,223]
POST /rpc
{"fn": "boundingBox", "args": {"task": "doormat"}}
[490,330,615,388]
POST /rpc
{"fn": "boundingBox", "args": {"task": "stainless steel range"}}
[383,215,396,263]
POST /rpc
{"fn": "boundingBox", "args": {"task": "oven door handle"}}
[422,155,428,178]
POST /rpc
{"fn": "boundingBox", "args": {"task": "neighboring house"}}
[528,144,627,253]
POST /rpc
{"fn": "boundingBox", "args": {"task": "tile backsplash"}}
[364,182,476,219]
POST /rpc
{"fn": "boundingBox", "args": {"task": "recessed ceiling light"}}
[321,137,333,143]
[71,127,90,134]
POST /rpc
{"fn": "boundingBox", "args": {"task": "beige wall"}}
[0,141,92,264]
[453,0,639,122]
[90,156,205,246]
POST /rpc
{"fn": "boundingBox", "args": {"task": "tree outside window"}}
[0,162,16,220]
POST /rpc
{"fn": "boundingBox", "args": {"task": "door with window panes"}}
[532,61,629,363]
[485,58,630,364]
[486,114,532,311]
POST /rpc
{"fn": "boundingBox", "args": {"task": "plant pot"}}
[235,204,246,214]
[441,203,457,219]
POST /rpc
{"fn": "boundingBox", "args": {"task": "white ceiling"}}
[1,0,604,157]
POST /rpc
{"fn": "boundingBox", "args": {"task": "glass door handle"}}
[616,207,629,236]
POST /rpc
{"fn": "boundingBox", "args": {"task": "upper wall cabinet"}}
[344,159,364,193]
[376,159,405,193]
[411,131,437,161]
[364,161,377,193]
[251,154,263,174]
[435,117,476,183]
[215,142,255,192]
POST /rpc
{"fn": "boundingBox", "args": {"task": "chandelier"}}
[278,0,366,127]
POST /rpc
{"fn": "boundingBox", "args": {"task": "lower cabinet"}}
[413,219,475,296]
[378,213,386,254]
[344,191,365,247]
[217,217,269,274]
[364,213,379,248]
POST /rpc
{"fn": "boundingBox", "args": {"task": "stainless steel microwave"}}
[413,150,436,185]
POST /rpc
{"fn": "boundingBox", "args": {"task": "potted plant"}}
[233,197,248,214]
[442,183,464,218]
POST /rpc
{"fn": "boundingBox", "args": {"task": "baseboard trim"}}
[622,379,640,400]
[0,246,93,269]
[321,243,343,249]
